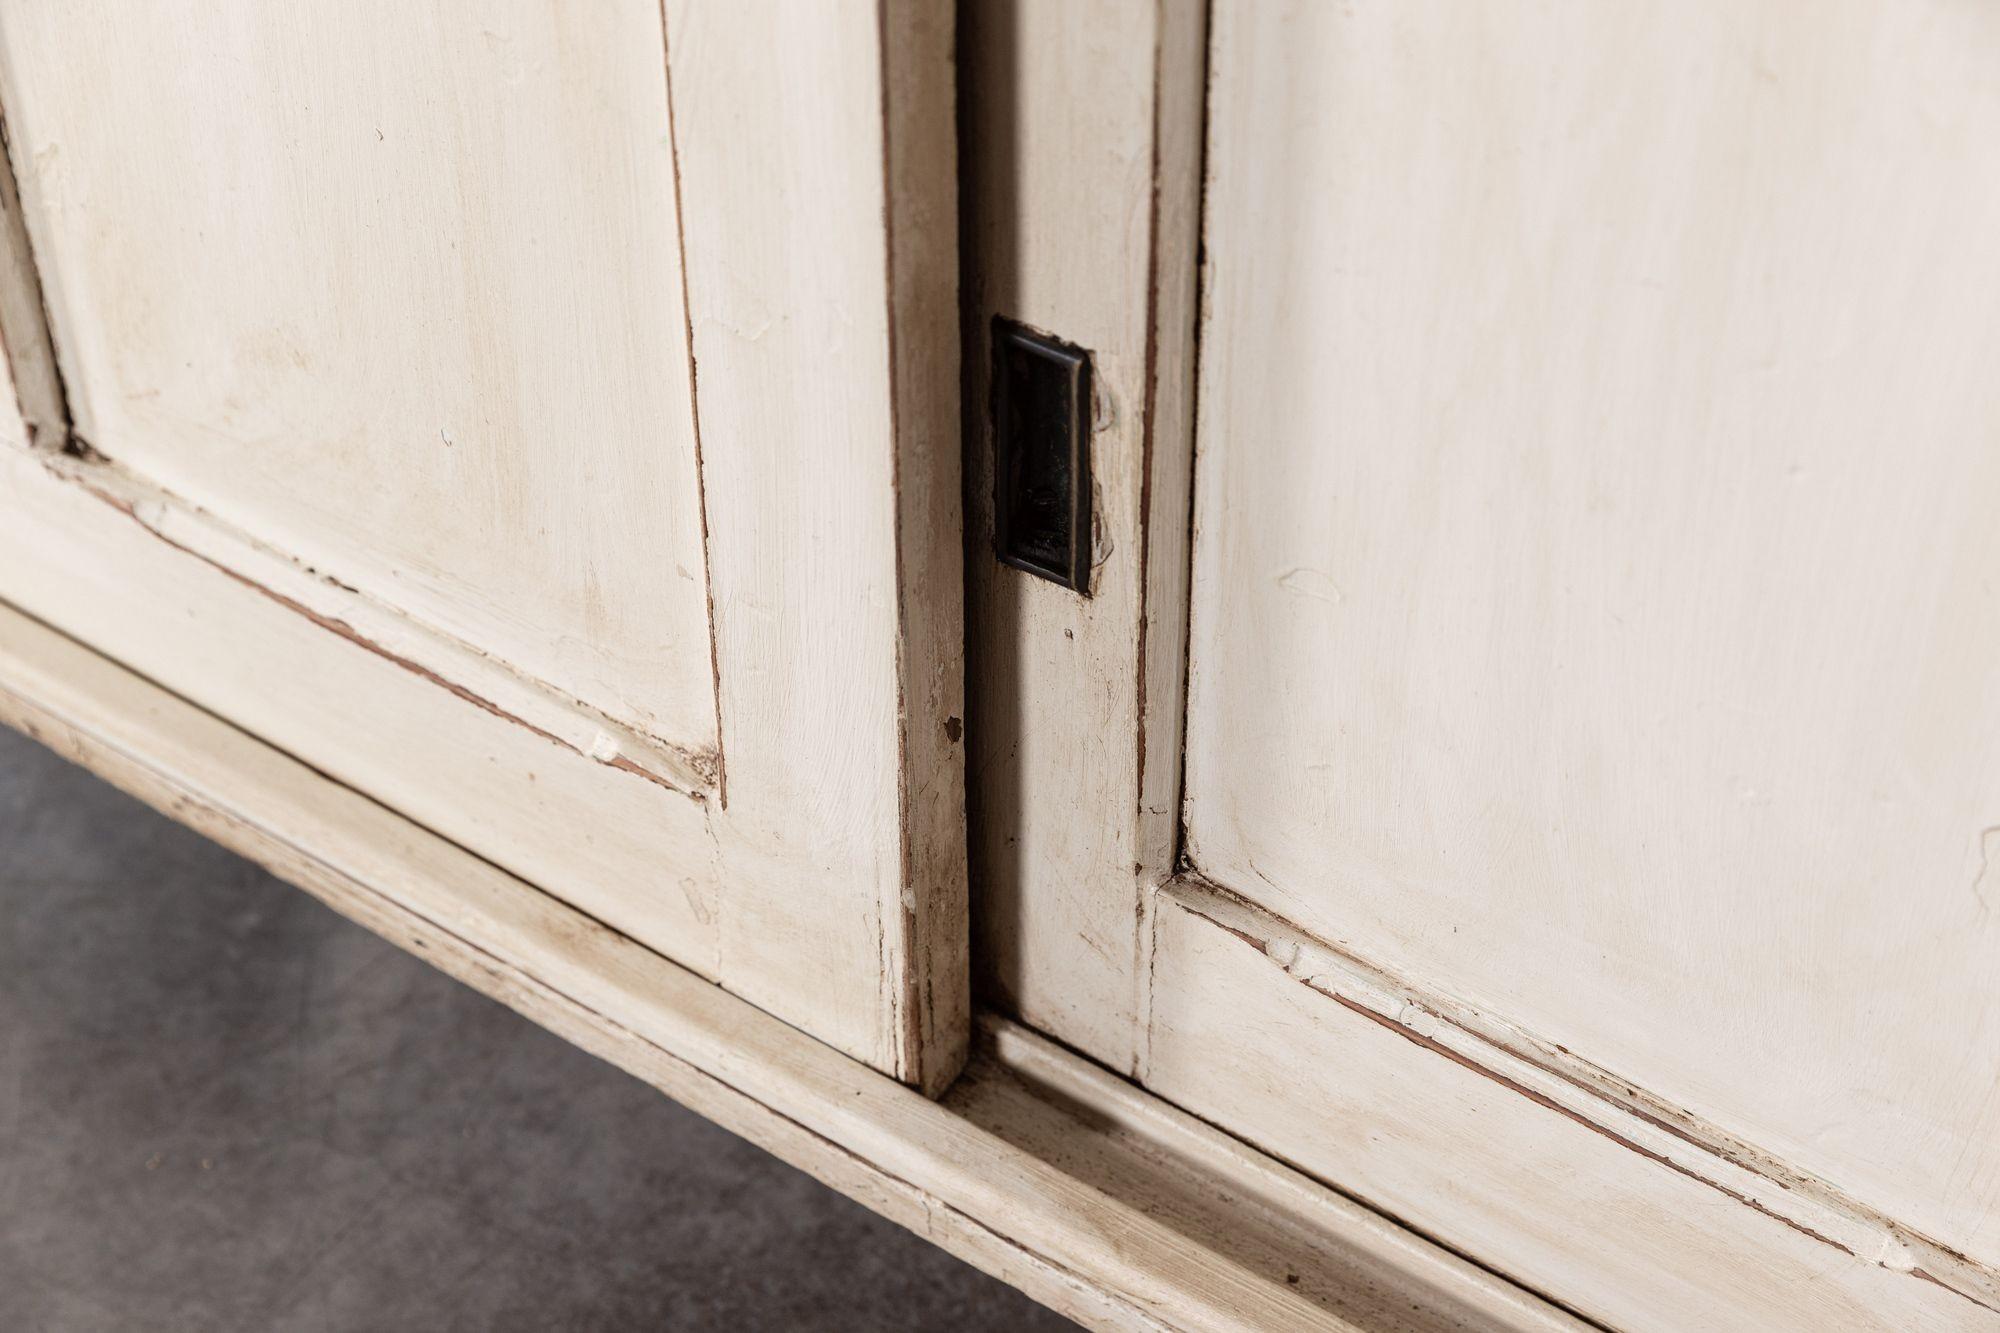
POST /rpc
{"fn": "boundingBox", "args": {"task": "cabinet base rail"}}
[0,600,1569,1333]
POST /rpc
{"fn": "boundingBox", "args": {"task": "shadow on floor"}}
[0,726,1074,1332]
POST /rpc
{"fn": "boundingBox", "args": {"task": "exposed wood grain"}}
[0,89,60,449]
[0,600,1574,1333]
[1185,0,2000,1271]
[879,0,973,1090]
[959,0,1204,1075]
[1146,879,2000,1331]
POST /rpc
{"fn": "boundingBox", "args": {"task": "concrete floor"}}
[0,725,1074,1331]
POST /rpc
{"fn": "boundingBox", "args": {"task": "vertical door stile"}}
[957,0,1208,1076]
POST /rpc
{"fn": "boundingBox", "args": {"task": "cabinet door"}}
[964,0,2000,1325]
[1177,1,2000,1325]
[0,0,964,1089]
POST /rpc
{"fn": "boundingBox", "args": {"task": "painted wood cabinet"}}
[0,0,966,1091]
[2,2,1996,1329]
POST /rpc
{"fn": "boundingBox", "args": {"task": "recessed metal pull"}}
[992,318,1092,594]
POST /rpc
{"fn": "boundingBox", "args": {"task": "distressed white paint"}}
[959,0,1203,1074]
[0,0,719,759]
[0,91,59,451]
[0,0,966,1086]
[0,434,731,968]
[1144,882,1996,1331]
[662,0,967,1089]
[1185,0,2000,1280]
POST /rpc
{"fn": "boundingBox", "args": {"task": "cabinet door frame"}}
[0,0,965,1091]
[959,0,2000,1323]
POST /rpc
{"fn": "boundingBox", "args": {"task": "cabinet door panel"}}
[0,0,964,1087]
[0,0,718,763]
[1183,0,2000,1282]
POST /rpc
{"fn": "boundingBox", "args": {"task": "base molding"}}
[0,600,1569,1333]
[1143,880,2000,1330]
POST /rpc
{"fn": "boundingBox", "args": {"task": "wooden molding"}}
[0,598,1573,1333]
[1146,877,2000,1330]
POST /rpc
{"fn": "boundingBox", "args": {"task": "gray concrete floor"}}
[0,725,1074,1332]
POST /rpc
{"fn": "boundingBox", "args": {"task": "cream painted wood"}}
[1184,0,2000,1280]
[0,92,59,451]
[0,442,721,954]
[663,0,967,1087]
[9,0,1991,1321]
[1144,880,1997,1331]
[0,600,1578,1333]
[0,0,965,1086]
[0,0,719,765]
[959,0,1203,1074]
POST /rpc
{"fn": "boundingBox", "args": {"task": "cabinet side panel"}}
[882,0,971,1091]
